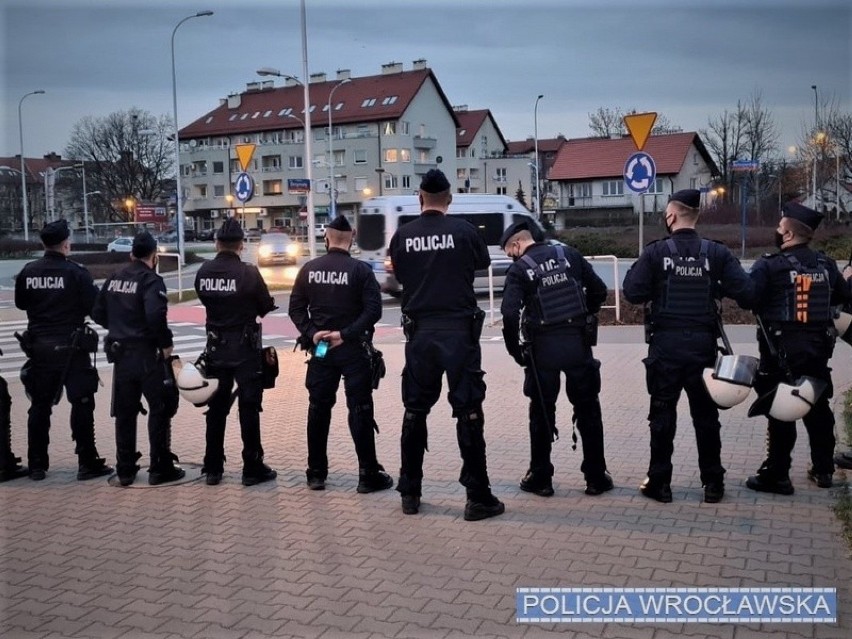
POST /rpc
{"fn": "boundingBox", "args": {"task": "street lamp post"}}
[172,10,213,265]
[18,90,45,241]
[811,84,819,208]
[327,78,351,219]
[258,68,316,256]
[533,94,544,216]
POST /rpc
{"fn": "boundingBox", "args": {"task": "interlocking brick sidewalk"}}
[1,324,850,639]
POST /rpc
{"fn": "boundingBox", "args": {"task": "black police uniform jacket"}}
[91,260,173,349]
[750,244,848,327]
[194,252,276,330]
[15,250,98,341]
[623,229,753,329]
[388,210,490,320]
[289,247,382,344]
[501,241,607,362]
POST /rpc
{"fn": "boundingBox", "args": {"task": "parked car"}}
[157,231,178,243]
[184,229,197,242]
[246,228,264,242]
[107,237,133,253]
[257,233,300,266]
[314,223,327,239]
[197,228,215,241]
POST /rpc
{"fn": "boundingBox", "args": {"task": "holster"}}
[74,325,99,354]
[401,314,415,341]
[261,346,279,389]
[471,308,486,341]
[643,304,653,344]
[14,331,33,358]
[104,337,125,364]
[584,314,599,347]
[364,342,386,390]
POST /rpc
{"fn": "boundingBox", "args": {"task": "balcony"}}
[413,136,437,149]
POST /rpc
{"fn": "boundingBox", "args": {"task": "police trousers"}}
[22,342,100,472]
[203,351,265,473]
[112,345,178,477]
[754,328,835,476]
[643,328,723,485]
[398,325,491,498]
[524,329,607,480]
[304,341,379,478]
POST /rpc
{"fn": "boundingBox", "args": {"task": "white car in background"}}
[106,237,133,253]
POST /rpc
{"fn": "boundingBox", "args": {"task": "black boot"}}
[357,465,394,494]
[0,379,28,482]
[242,452,277,486]
[148,453,186,485]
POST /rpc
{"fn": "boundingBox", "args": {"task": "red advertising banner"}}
[135,205,167,223]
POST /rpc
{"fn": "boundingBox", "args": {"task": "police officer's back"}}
[91,231,184,487]
[194,218,277,486]
[745,202,850,494]
[14,219,112,481]
[623,190,753,504]
[289,215,393,493]
[500,222,612,498]
[388,169,504,521]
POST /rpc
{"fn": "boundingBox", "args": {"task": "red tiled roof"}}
[454,109,507,151]
[180,68,459,139]
[548,132,716,180]
[505,137,566,155]
[0,156,74,181]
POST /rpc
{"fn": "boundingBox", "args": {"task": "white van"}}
[354,194,543,296]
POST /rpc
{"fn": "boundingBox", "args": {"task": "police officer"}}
[14,219,112,481]
[500,221,612,498]
[91,231,184,487]
[623,190,753,503]
[289,215,394,493]
[0,374,28,482]
[745,202,850,494]
[195,218,278,486]
[389,169,504,521]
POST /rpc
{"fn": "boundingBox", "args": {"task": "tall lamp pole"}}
[811,84,819,208]
[171,10,213,265]
[533,94,544,216]
[18,90,45,241]
[327,78,351,219]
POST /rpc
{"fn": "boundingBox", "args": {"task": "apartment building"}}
[178,60,459,233]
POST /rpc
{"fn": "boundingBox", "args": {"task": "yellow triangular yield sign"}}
[623,112,657,151]
[235,144,256,172]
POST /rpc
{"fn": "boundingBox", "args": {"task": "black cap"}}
[132,231,157,258]
[782,201,823,231]
[500,220,530,249]
[216,218,245,241]
[669,189,701,209]
[419,169,451,194]
[326,215,352,232]
[40,219,70,246]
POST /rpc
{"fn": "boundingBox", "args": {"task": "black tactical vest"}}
[762,253,832,324]
[659,239,714,317]
[521,245,587,325]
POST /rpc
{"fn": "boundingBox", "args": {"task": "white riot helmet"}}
[747,376,828,422]
[834,305,852,347]
[176,361,219,407]
[702,354,759,409]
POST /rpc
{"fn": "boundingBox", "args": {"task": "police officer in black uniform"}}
[389,169,504,521]
[623,190,753,503]
[289,215,394,493]
[92,231,184,487]
[195,218,278,486]
[500,221,612,498]
[14,219,112,481]
[0,374,28,482]
[745,202,850,494]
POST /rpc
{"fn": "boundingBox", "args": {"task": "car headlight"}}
[286,243,300,256]
[258,246,272,258]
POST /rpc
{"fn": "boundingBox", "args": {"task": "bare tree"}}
[64,108,174,223]
[701,103,747,202]
[588,107,677,138]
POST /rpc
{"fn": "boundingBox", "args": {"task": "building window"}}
[418,150,429,163]
[401,175,411,189]
[400,121,409,135]
[263,179,283,195]
[289,156,304,169]
[470,168,479,180]
[196,185,207,198]
[213,184,225,197]
[400,149,411,163]
[496,186,507,195]
[384,174,398,190]
[354,149,367,164]
[457,168,467,179]
[382,96,398,106]
[361,98,376,107]
[356,124,370,138]
[333,150,345,166]
[690,177,698,189]
[384,149,398,163]
[602,180,624,196]
[647,178,664,194]
[354,176,368,192]
[278,108,293,117]
[456,148,466,158]
[494,168,507,183]
[383,122,397,136]
[213,161,224,174]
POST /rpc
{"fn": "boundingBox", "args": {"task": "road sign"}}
[234,172,254,203]
[731,159,760,171]
[623,112,658,151]
[235,144,256,172]
[287,178,311,194]
[624,152,657,193]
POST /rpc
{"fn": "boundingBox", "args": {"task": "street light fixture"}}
[18,90,45,242]
[533,94,544,216]
[811,84,819,207]
[172,10,214,265]
[257,67,316,257]
[327,78,351,219]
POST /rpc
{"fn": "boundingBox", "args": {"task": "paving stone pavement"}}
[1,323,850,639]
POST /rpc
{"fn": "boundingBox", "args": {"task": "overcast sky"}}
[2,0,850,161]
